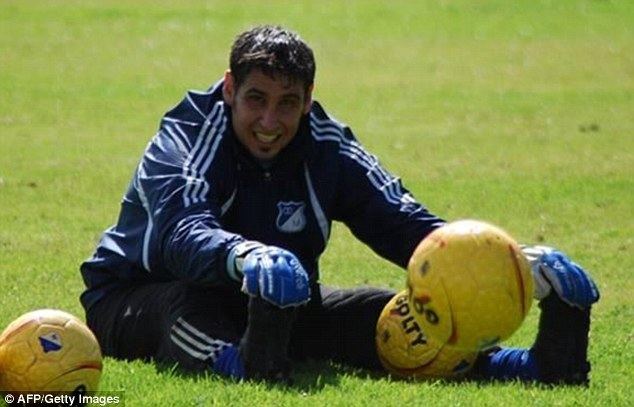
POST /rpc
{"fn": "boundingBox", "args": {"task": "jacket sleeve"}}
[333,127,445,268]
[134,90,244,285]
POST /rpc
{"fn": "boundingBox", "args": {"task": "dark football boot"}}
[531,293,592,385]
[239,296,296,384]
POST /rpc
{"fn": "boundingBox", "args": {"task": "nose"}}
[259,106,278,131]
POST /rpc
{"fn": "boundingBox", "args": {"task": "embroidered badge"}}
[276,201,306,233]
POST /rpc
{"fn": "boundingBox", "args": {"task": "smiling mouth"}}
[255,132,281,144]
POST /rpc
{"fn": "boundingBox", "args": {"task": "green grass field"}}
[1,0,633,405]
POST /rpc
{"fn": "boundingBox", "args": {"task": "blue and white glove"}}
[521,245,600,309]
[227,241,310,308]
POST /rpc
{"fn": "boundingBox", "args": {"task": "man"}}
[80,25,599,384]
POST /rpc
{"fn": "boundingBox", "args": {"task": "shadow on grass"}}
[152,357,390,393]
[152,357,579,394]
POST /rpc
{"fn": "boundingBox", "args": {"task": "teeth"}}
[255,132,280,144]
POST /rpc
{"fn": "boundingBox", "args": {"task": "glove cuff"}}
[226,240,266,282]
[521,245,554,300]
[531,266,553,301]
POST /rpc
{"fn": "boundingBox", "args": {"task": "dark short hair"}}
[229,25,316,91]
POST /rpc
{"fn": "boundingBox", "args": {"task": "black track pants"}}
[85,282,395,372]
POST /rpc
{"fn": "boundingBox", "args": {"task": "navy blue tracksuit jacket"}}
[80,81,445,310]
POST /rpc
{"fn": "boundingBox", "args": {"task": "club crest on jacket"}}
[276,201,306,233]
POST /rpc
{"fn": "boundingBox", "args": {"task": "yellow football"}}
[377,218,534,381]
[376,290,478,378]
[407,219,534,352]
[0,309,102,393]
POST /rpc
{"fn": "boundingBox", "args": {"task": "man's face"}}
[223,69,313,161]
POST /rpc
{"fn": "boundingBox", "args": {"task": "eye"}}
[279,98,300,110]
[247,94,264,103]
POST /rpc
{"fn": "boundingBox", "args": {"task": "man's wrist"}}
[520,245,554,300]
[226,240,265,282]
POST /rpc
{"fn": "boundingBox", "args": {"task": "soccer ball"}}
[407,220,533,352]
[376,290,478,378]
[376,220,534,379]
[0,309,102,393]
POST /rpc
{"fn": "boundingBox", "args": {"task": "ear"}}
[222,70,235,106]
[302,84,314,114]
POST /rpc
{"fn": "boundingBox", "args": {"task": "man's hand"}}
[522,245,600,309]
[228,242,310,308]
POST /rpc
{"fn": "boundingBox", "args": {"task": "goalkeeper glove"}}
[227,241,310,308]
[521,245,599,309]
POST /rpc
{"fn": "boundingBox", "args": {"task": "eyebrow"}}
[280,94,302,102]
[244,87,302,101]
